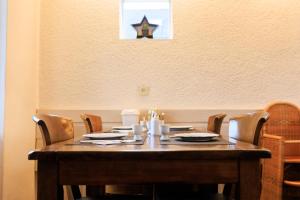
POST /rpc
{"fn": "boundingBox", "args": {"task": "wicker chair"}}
[261,102,300,200]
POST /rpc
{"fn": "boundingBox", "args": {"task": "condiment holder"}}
[132,124,143,141]
[160,124,170,141]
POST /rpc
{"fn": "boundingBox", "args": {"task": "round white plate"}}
[83,133,128,140]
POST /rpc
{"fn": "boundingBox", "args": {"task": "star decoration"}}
[132,16,158,39]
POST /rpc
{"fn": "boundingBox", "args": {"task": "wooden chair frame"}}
[261,102,300,200]
[207,113,227,134]
[33,114,82,200]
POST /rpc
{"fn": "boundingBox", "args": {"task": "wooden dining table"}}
[28,135,271,200]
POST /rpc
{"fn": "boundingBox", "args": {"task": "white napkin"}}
[80,140,122,145]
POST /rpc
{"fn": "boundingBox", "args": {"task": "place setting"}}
[111,126,133,133]
[169,125,193,132]
[159,124,231,145]
[72,124,146,146]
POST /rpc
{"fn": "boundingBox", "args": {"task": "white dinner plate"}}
[173,132,219,142]
[83,133,128,140]
[170,125,193,131]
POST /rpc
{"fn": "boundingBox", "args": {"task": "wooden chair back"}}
[207,113,226,134]
[32,114,81,200]
[263,102,300,140]
[224,111,269,199]
[80,114,103,133]
[32,114,74,146]
[229,111,269,145]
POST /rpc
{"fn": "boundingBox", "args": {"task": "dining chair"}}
[156,111,269,200]
[229,111,269,145]
[206,113,227,193]
[221,111,269,199]
[260,102,300,200]
[207,113,227,134]
[80,113,153,200]
[80,114,103,133]
[155,114,227,198]
[32,114,86,200]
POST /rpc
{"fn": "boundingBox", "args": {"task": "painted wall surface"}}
[2,0,39,199]
[39,0,300,110]
[0,0,7,197]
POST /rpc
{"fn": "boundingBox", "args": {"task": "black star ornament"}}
[132,16,158,39]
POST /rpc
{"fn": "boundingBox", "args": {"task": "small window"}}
[120,0,172,40]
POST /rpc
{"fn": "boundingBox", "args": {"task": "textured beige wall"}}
[2,0,39,199]
[39,0,300,110]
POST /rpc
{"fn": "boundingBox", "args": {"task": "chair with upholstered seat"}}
[207,113,227,134]
[229,111,269,146]
[33,114,91,200]
[222,111,270,199]
[261,102,300,200]
[156,111,269,200]
[81,114,103,133]
[206,113,227,193]
[80,113,153,200]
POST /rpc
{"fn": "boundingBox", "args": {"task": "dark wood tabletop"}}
[28,135,271,200]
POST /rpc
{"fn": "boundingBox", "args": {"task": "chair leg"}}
[86,185,105,198]
[58,185,64,200]
[223,184,232,196]
[71,185,82,199]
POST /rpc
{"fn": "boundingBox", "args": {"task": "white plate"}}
[173,132,219,142]
[83,133,128,140]
[170,125,193,131]
[112,126,132,130]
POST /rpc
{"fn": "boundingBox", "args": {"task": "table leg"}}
[37,160,61,200]
[238,159,261,200]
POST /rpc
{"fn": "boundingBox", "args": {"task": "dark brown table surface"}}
[28,135,271,200]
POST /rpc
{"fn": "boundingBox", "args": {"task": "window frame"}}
[119,0,173,40]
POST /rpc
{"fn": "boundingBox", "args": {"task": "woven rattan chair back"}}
[263,102,300,140]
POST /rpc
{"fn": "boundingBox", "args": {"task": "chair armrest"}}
[263,133,283,140]
[284,140,300,157]
[260,134,284,200]
[285,140,300,144]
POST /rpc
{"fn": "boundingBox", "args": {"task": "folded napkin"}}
[80,140,122,145]
[80,139,136,145]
